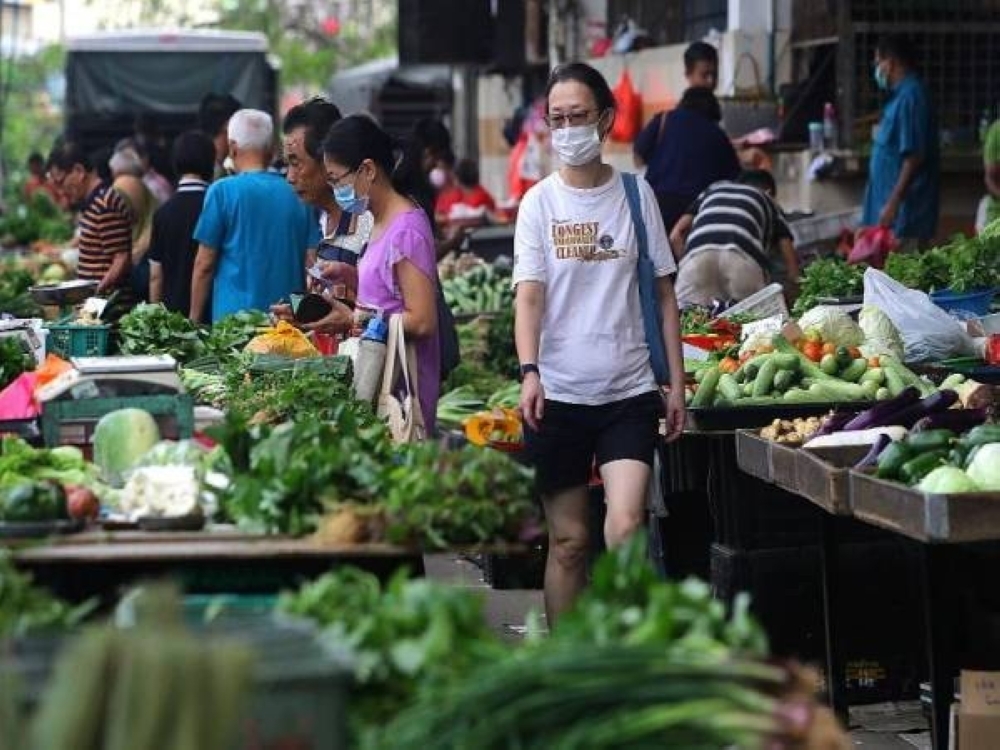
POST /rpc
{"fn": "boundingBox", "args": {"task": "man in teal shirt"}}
[861,35,939,244]
[190,109,319,322]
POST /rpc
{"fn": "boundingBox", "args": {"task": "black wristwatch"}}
[519,363,540,380]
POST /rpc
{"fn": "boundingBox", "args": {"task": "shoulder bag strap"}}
[622,172,649,262]
[379,315,402,400]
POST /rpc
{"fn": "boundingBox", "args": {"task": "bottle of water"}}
[822,102,838,150]
[352,315,389,405]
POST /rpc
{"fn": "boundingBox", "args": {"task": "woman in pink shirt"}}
[304,115,441,432]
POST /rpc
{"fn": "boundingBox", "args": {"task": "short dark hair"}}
[172,130,217,182]
[47,140,92,173]
[412,117,453,161]
[684,42,718,74]
[198,93,242,137]
[27,152,44,166]
[545,62,615,113]
[678,87,722,122]
[738,169,777,195]
[324,114,428,201]
[454,158,479,188]
[876,35,916,69]
[282,97,343,160]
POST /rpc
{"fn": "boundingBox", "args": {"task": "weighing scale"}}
[37,355,194,447]
[37,355,184,403]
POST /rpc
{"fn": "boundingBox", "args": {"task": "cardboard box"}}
[958,670,1000,750]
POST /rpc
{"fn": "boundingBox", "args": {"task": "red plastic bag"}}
[848,226,898,268]
[610,69,642,143]
[0,372,40,420]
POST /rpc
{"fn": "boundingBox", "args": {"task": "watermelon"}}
[92,408,161,486]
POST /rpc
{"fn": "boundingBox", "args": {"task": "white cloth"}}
[512,168,676,405]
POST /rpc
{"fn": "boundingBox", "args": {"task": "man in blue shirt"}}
[861,35,939,243]
[190,109,320,322]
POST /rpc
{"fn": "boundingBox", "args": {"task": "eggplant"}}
[855,433,893,469]
[812,410,857,438]
[841,387,921,431]
[884,390,960,430]
[911,407,989,434]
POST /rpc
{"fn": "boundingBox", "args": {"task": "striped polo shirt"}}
[684,181,792,271]
[76,184,133,283]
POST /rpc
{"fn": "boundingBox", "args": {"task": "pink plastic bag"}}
[0,372,40,420]
[848,226,898,268]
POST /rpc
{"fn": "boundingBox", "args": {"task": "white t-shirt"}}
[512,168,676,405]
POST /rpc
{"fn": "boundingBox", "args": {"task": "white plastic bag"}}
[863,268,977,362]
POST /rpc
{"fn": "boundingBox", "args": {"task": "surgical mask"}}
[429,167,448,189]
[873,63,889,92]
[551,124,602,166]
[333,183,369,215]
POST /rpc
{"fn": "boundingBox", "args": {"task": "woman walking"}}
[513,62,686,623]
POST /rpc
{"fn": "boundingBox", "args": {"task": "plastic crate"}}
[44,323,110,358]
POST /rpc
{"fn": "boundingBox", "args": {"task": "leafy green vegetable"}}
[200,309,270,358]
[118,303,206,363]
[0,265,42,318]
[0,552,95,637]
[791,257,866,316]
[0,192,73,247]
[279,568,500,730]
[884,234,1000,293]
[0,336,34,391]
[0,438,98,490]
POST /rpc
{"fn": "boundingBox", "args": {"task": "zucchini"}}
[752,360,779,398]
[875,387,891,400]
[783,388,824,403]
[808,380,866,402]
[859,379,879,400]
[819,353,839,376]
[717,373,742,402]
[742,381,755,396]
[939,372,966,391]
[883,366,906,397]
[691,367,721,408]
[840,358,869,383]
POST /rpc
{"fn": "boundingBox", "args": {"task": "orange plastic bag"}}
[34,354,72,392]
[610,69,642,143]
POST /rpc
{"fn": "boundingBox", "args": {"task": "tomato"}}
[803,341,824,362]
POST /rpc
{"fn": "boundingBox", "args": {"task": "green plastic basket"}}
[45,323,110,358]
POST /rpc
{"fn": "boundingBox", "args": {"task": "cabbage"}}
[918,466,981,494]
[796,306,864,347]
[858,305,904,359]
[92,408,161,487]
[966,444,1000,492]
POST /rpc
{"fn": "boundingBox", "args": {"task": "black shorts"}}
[524,392,663,496]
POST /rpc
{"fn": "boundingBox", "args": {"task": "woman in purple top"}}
[309,115,441,432]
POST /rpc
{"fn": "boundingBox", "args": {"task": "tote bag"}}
[376,315,427,443]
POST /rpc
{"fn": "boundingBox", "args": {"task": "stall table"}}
[5,529,430,605]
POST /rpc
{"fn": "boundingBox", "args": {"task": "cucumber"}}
[691,367,721,408]
[860,367,885,386]
[860,379,880,400]
[752,360,779,398]
[884,366,905,397]
[940,372,966,391]
[772,369,795,393]
[717,373,742,402]
[770,353,800,371]
[783,387,823,403]
[875,387,891,400]
[694,368,708,384]
[819,353,839,376]
[840,358,869,383]
[742,381,755,396]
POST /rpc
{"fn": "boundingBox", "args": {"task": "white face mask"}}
[551,124,602,167]
[429,167,448,189]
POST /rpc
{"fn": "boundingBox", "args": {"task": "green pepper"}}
[876,441,912,480]
[899,449,950,485]
[904,429,955,454]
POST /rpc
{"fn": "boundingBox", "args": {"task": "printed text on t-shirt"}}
[550,220,623,262]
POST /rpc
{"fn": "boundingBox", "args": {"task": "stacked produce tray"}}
[795,445,869,515]
[849,470,1000,543]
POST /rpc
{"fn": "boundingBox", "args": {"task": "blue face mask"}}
[333,183,369,215]
[873,62,889,92]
